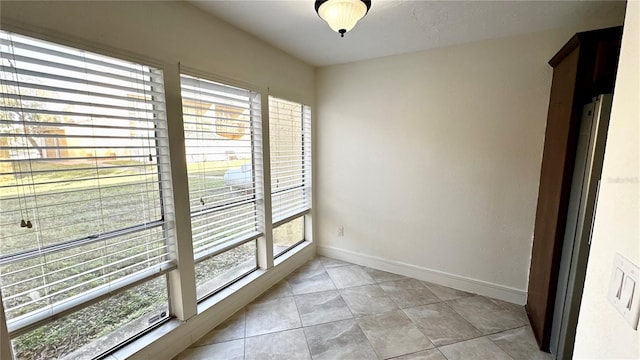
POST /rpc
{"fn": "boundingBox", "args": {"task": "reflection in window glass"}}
[273,216,304,257]
[195,241,257,300]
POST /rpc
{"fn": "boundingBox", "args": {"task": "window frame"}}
[267,96,312,257]
[178,70,265,301]
[0,30,176,347]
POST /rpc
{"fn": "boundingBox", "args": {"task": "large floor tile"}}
[304,319,378,360]
[379,279,441,309]
[254,280,293,303]
[245,297,301,336]
[174,256,540,360]
[192,309,245,346]
[287,268,336,295]
[403,302,481,346]
[447,295,528,334]
[488,326,551,360]
[340,284,398,316]
[438,337,512,360]
[327,265,376,288]
[489,297,530,324]
[176,339,244,360]
[319,256,351,268]
[357,310,433,359]
[245,328,311,360]
[293,258,325,276]
[363,267,408,283]
[422,282,473,301]
[295,290,353,326]
[390,349,447,360]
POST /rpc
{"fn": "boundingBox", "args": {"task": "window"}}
[0,28,314,360]
[269,97,311,256]
[11,277,168,360]
[0,31,173,358]
[180,74,261,300]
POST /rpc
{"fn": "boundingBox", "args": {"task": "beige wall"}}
[574,2,640,358]
[316,23,622,303]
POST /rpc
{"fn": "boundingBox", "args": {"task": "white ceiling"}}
[190,0,626,67]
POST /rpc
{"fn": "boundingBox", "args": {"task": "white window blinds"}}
[0,31,174,335]
[180,74,262,261]
[269,97,311,225]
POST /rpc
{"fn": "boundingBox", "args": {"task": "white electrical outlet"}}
[608,253,640,329]
[337,226,344,237]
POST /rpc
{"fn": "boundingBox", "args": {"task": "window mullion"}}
[303,105,314,244]
[257,92,274,269]
[163,63,197,321]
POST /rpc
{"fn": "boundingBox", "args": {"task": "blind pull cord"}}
[8,35,34,230]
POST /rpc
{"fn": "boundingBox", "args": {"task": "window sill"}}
[109,240,314,360]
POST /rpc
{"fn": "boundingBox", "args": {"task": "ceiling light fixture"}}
[315,0,372,38]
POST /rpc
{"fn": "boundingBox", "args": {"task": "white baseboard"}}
[317,245,527,305]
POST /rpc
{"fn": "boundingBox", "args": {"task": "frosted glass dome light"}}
[315,0,372,38]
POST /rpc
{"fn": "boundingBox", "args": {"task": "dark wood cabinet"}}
[526,26,622,351]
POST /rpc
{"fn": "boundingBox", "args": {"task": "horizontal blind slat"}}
[269,97,311,226]
[0,30,173,328]
[1,51,164,87]
[0,38,153,76]
[0,105,157,122]
[180,73,261,269]
[0,65,164,97]
[181,76,250,98]
[0,92,164,115]
[5,261,176,336]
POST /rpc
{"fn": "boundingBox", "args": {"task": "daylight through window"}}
[0,29,314,360]
[180,74,261,300]
[269,96,311,256]
[0,31,173,359]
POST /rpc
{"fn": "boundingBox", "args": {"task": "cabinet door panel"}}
[527,46,580,350]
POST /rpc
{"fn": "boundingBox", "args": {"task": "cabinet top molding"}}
[549,26,622,68]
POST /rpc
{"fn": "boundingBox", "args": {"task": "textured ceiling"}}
[190,0,626,67]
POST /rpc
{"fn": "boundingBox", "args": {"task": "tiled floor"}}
[176,257,551,360]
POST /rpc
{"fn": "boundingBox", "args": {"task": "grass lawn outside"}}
[0,158,261,359]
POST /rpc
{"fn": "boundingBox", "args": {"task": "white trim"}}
[317,245,527,305]
[258,91,274,269]
[113,241,315,360]
[164,62,198,322]
[179,64,266,98]
[0,291,13,360]
[266,87,313,109]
